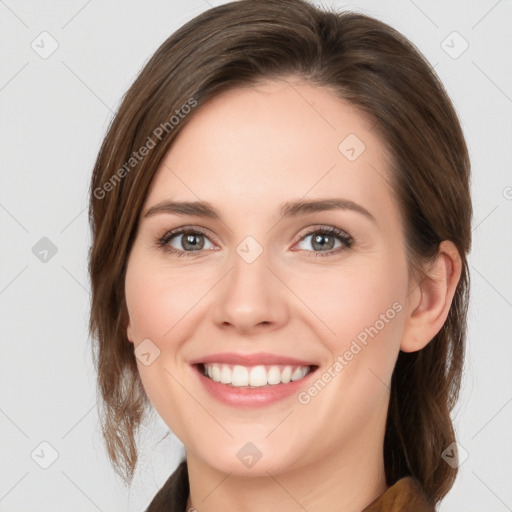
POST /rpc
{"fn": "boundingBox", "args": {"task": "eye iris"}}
[312,233,334,251]
[182,233,204,250]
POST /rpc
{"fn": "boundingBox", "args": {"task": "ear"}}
[401,240,462,353]
[125,310,135,344]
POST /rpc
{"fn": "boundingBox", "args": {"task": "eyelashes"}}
[155,225,354,259]
[155,227,217,257]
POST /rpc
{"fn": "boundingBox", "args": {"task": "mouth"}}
[196,362,318,388]
[189,352,319,407]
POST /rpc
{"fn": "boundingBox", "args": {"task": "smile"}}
[200,363,313,388]
[190,352,319,407]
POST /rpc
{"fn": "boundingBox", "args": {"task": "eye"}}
[295,226,353,257]
[156,225,353,258]
[157,227,215,256]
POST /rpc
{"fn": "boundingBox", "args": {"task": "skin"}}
[125,78,461,512]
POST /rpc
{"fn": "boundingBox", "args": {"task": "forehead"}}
[143,78,397,225]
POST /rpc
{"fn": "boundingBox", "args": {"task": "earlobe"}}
[122,303,135,344]
[400,241,462,353]
[126,315,135,344]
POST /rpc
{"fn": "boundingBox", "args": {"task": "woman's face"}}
[125,78,414,476]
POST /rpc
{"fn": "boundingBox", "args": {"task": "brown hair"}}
[88,0,471,506]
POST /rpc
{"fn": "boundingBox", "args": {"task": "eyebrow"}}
[143,197,376,223]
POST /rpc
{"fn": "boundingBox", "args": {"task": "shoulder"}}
[144,458,189,512]
[362,476,435,512]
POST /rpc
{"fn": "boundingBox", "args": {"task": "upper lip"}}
[189,352,316,367]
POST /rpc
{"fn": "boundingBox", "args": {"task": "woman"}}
[88,1,472,511]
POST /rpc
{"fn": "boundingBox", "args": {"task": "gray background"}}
[1,0,511,511]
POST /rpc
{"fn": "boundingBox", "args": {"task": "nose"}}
[211,246,290,335]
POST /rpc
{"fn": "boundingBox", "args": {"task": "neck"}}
[185,425,388,512]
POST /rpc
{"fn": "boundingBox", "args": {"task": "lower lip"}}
[194,365,317,407]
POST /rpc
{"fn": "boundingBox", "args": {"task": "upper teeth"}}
[202,363,311,387]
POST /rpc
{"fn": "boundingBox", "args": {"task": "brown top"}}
[144,459,435,512]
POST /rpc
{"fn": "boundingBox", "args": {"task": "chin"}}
[189,436,309,478]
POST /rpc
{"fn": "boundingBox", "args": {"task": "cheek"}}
[125,257,207,341]
[290,256,407,351]
[124,255,203,434]
[291,259,408,418]
[293,264,406,428]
